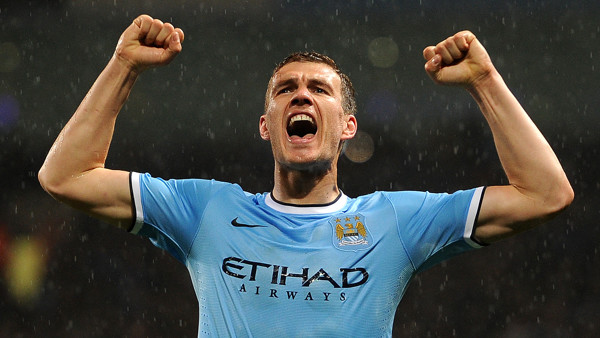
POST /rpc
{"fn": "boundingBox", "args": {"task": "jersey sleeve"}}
[390,187,486,273]
[129,172,228,263]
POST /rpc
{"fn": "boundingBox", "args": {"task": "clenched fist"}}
[113,14,185,73]
[423,31,495,89]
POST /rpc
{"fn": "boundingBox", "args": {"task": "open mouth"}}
[287,114,317,139]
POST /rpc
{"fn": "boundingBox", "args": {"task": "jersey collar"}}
[265,192,348,215]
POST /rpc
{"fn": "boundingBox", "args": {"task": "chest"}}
[195,199,405,283]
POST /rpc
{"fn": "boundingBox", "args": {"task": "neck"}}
[272,161,340,205]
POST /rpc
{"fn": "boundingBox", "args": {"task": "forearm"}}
[39,57,138,194]
[468,70,573,208]
[424,31,572,242]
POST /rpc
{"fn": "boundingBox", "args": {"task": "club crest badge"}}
[329,213,372,251]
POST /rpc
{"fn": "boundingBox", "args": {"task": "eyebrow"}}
[271,78,296,94]
[271,76,334,95]
[309,78,334,92]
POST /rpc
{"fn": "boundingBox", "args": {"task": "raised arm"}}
[423,31,574,244]
[38,15,184,230]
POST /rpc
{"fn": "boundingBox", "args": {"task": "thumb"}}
[424,53,442,77]
[422,46,436,61]
[165,29,184,54]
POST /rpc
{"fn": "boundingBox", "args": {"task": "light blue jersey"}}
[130,172,485,337]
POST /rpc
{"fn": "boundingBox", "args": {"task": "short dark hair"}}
[265,52,357,116]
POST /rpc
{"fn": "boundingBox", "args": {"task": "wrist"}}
[467,68,503,97]
[110,52,143,77]
[100,56,140,93]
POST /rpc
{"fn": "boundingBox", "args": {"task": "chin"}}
[282,158,333,175]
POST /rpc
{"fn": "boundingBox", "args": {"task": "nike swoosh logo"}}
[231,217,267,228]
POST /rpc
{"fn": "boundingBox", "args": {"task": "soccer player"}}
[38,15,573,336]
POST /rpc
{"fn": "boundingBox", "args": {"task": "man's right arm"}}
[38,15,184,230]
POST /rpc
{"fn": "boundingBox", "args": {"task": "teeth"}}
[289,114,314,126]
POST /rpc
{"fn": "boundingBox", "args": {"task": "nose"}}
[291,86,313,106]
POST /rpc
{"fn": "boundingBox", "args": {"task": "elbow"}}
[546,179,575,217]
[38,166,54,196]
[38,164,65,200]
[560,183,575,210]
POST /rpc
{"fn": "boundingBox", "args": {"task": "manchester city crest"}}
[328,213,372,251]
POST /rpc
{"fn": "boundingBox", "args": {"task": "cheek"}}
[265,118,284,142]
[265,100,274,114]
[265,94,282,115]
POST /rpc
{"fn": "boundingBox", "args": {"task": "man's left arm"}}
[423,31,574,244]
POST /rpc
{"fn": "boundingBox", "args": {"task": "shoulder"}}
[349,188,481,216]
[136,172,244,194]
[350,190,428,207]
[134,172,260,207]
[376,188,481,206]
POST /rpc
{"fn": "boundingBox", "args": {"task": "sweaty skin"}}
[39,16,572,247]
[422,31,573,243]
[37,16,574,337]
[38,15,184,230]
[260,61,357,205]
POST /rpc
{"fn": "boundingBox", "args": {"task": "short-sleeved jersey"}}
[130,172,485,337]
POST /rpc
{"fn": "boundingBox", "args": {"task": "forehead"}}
[271,61,341,88]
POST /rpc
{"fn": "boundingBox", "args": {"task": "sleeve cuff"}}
[128,172,145,234]
[463,186,488,248]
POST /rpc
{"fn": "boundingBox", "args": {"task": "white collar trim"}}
[265,192,348,215]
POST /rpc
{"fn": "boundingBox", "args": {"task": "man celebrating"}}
[39,15,573,336]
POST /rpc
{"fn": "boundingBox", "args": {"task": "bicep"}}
[474,185,554,244]
[52,168,134,230]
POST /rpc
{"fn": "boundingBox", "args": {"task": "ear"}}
[259,114,270,140]
[340,115,357,141]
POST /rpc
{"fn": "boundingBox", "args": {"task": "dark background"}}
[1,1,598,336]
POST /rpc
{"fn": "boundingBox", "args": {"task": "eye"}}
[277,87,292,95]
[313,87,327,94]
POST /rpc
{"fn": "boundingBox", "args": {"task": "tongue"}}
[289,133,315,141]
